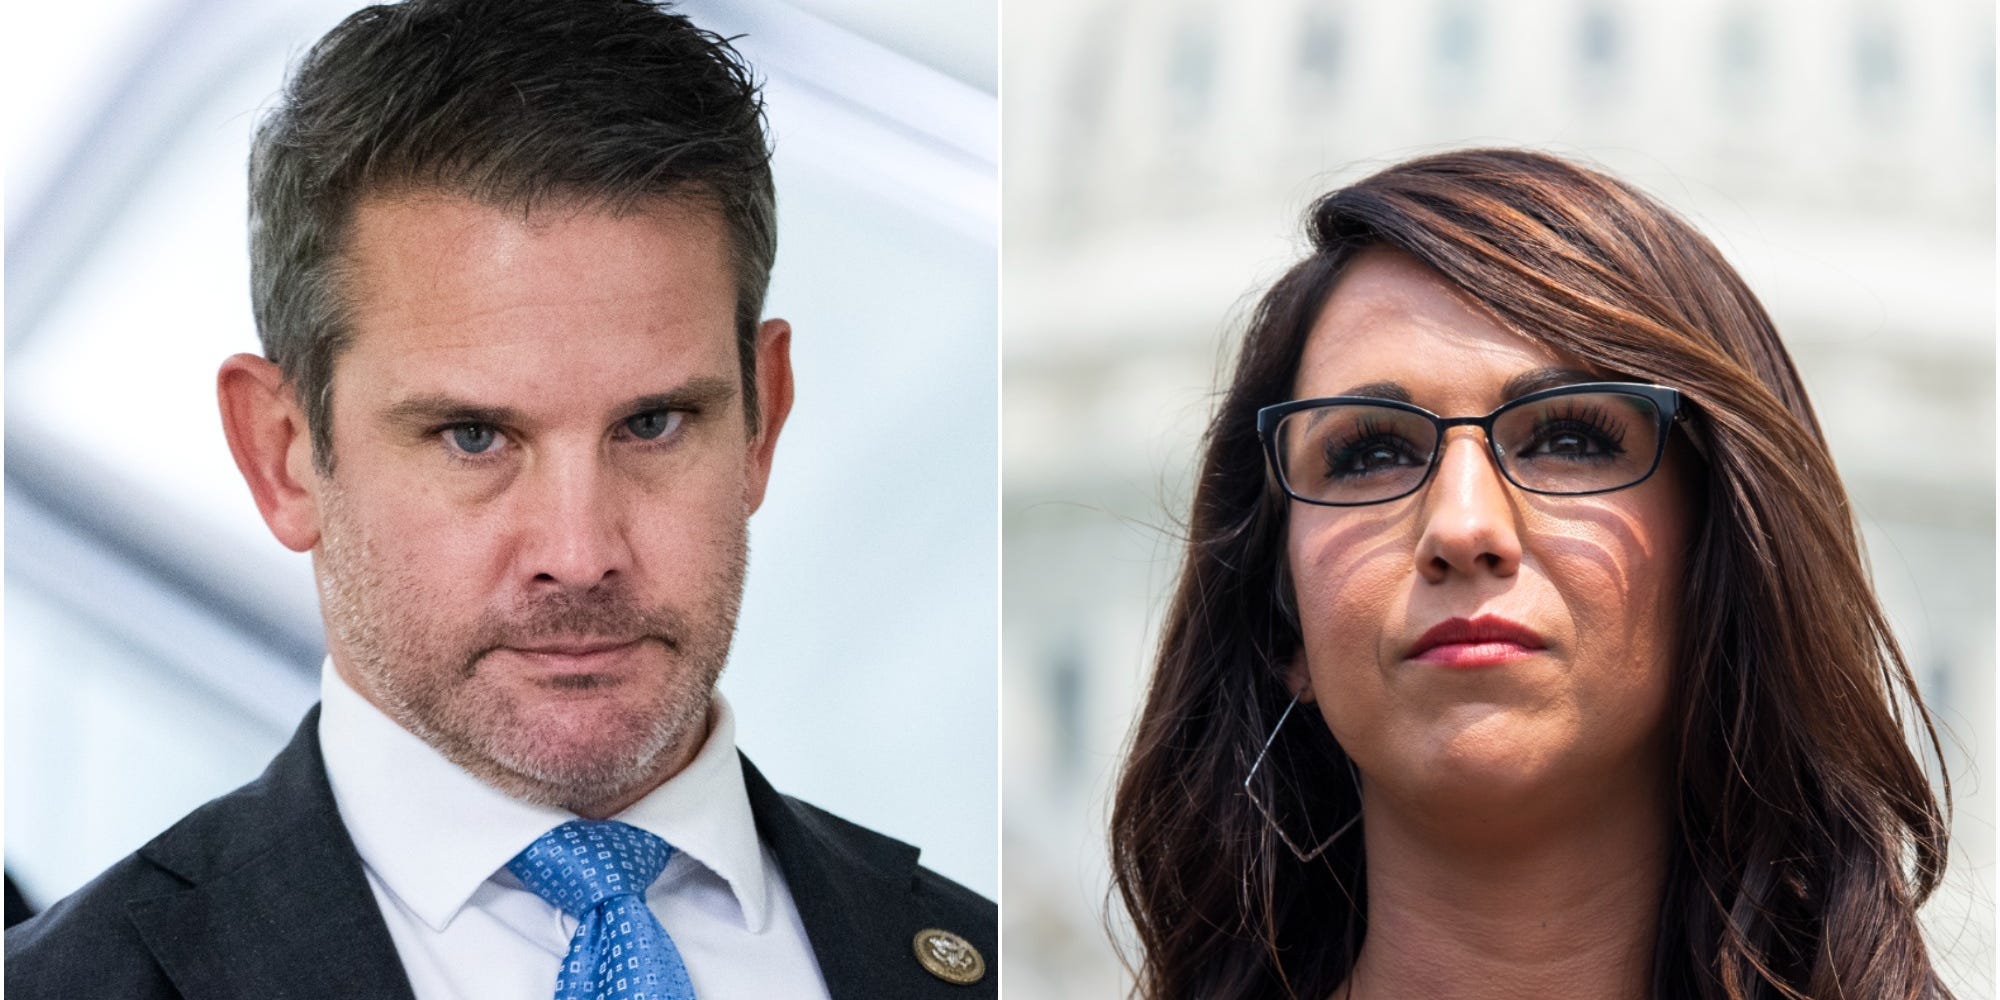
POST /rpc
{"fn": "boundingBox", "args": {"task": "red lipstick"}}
[1406,615,1546,668]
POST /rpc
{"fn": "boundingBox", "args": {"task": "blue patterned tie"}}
[508,820,698,1000]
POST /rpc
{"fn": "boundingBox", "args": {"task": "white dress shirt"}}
[318,661,833,1000]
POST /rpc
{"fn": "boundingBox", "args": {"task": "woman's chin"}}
[1353,711,1668,848]
[1371,712,1588,814]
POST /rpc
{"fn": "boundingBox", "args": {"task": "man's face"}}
[307,193,783,815]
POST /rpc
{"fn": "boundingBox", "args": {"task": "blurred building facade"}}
[1001,0,1994,995]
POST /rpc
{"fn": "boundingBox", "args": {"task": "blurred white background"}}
[5,0,997,910]
[1002,0,1994,995]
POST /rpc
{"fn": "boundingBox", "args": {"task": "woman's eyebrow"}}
[1501,366,1600,399]
[1335,380,1413,402]
[1330,368,1599,405]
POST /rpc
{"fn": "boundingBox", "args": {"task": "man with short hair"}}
[5,2,994,997]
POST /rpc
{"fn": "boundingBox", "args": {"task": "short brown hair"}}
[249,0,776,472]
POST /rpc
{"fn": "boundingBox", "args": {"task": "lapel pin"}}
[912,927,985,985]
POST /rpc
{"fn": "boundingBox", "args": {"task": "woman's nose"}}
[1413,430,1523,583]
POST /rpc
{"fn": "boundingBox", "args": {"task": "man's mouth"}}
[497,639,649,674]
[510,638,644,657]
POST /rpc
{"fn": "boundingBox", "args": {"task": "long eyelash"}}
[1320,418,1415,473]
[1321,418,1382,461]
[1532,403,1626,450]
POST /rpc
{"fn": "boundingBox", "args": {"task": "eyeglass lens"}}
[1272,391,1665,505]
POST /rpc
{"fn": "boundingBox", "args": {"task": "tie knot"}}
[507,820,674,918]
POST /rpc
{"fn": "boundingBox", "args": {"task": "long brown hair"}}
[1109,149,1951,999]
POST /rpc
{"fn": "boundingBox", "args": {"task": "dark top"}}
[6,707,995,999]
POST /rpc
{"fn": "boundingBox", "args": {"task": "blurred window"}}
[1975,31,1994,135]
[1431,0,1484,107]
[1575,3,1621,105]
[1295,2,1344,103]
[1852,8,1903,124]
[1053,7,1117,220]
[1165,7,1218,131]
[1717,7,1766,114]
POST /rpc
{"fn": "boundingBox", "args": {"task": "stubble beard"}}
[315,482,748,814]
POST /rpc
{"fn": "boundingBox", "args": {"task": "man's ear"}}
[217,354,323,552]
[742,317,793,514]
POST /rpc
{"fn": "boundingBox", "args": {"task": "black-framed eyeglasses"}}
[1257,382,1685,507]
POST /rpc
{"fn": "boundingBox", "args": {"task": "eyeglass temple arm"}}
[1669,401,1712,462]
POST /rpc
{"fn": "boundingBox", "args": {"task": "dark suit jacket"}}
[6,707,996,998]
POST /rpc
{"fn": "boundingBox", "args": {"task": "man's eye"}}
[447,424,500,454]
[625,410,684,441]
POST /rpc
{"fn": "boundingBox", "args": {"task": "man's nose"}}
[1413,430,1523,583]
[520,450,633,589]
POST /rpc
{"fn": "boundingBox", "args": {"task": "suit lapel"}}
[125,707,417,1000]
[741,756,926,1000]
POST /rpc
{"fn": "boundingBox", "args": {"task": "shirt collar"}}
[318,660,771,933]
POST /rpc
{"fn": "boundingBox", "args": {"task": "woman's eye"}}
[1326,436,1423,477]
[625,410,684,441]
[447,424,500,455]
[1536,430,1599,455]
[1524,422,1621,459]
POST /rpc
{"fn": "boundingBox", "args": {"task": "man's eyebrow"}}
[1501,367,1601,400]
[381,395,525,428]
[621,376,737,414]
[380,376,739,428]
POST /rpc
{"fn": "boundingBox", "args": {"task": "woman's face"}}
[1284,248,1693,827]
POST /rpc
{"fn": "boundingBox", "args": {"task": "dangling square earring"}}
[1243,692,1362,863]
